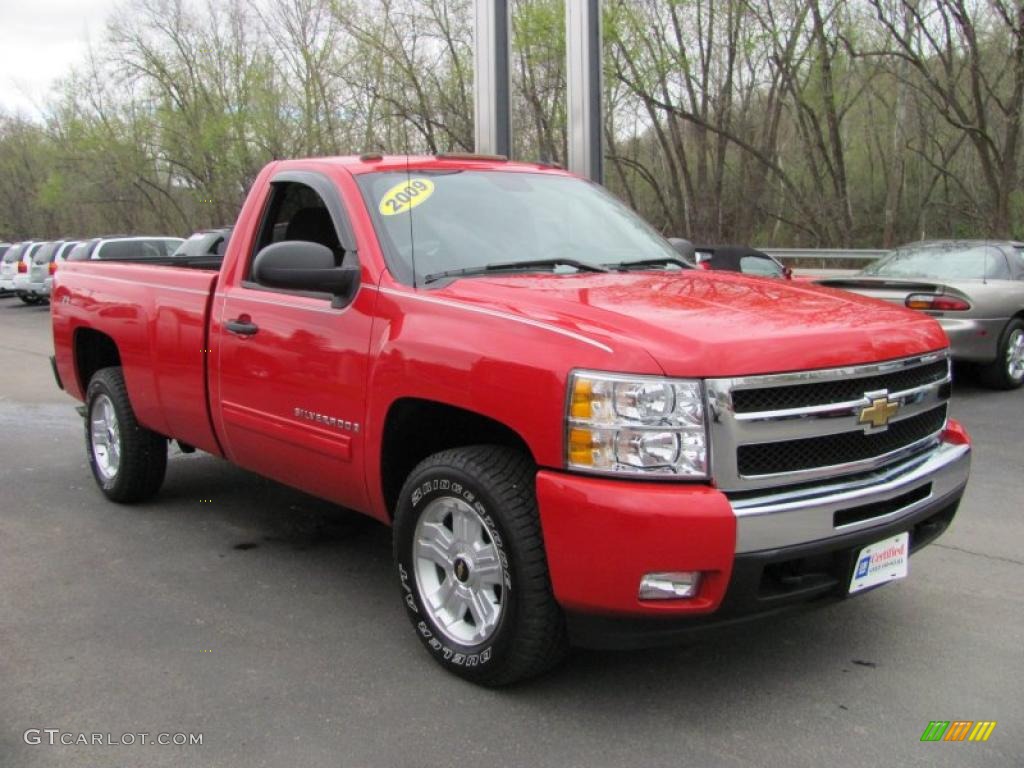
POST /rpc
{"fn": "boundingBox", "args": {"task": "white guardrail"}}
[757,248,889,262]
[756,248,889,277]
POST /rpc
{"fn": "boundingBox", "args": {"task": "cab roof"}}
[274,154,571,177]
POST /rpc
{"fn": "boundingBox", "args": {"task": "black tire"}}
[19,293,42,305]
[85,367,168,502]
[978,318,1024,390]
[393,445,567,686]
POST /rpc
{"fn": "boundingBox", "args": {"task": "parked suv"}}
[0,243,12,295]
[66,236,184,261]
[3,242,47,304]
[23,240,79,302]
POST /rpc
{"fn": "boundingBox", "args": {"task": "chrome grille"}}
[706,352,951,492]
[731,360,949,413]
[736,405,947,476]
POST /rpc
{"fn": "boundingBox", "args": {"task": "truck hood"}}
[432,271,948,377]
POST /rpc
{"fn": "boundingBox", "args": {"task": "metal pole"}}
[473,0,511,157]
[566,0,602,182]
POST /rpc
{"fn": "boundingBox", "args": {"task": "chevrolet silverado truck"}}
[51,155,971,685]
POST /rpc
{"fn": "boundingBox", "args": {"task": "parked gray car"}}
[818,240,1024,389]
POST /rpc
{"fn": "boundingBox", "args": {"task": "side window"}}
[248,181,343,289]
[67,243,90,261]
[981,246,1010,279]
[740,255,783,277]
[1013,247,1024,278]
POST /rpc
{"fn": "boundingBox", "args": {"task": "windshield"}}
[356,169,681,284]
[863,244,1009,280]
[3,244,25,262]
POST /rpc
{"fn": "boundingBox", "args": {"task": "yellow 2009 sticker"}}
[379,178,435,216]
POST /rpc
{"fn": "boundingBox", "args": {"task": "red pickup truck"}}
[51,155,971,685]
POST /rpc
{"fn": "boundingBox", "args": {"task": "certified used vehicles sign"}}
[849,532,909,593]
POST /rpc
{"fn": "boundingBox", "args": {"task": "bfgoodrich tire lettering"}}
[85,367,168,502]
[393,445,567,686]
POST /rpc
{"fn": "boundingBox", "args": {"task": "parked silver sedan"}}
[819,240,1024,389]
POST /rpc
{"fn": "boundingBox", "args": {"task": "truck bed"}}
[52,260,223,456]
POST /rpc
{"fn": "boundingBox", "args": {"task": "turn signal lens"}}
[568,427,596,466]
[570,378,594,419]
[48,261,58,275]
[905,293,970,311]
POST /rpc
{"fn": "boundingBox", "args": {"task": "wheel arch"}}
[379,397,535,519]
[73,327,122,393]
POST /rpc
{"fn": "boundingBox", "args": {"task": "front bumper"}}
[536,420,970,649]
[937,316,1005,362]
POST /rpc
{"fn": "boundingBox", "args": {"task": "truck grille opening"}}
[731,360,948,413]
[737,405,947,477]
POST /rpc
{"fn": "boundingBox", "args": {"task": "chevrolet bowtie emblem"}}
[859,396,900,429]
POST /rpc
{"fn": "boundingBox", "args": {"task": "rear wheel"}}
[393,445,567,686]
[979,319,1024,390]
[85,367,167,502]
[19,293,42,305]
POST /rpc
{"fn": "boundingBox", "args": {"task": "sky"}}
[0,0,113,116]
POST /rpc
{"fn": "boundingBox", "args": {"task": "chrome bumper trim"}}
[730,440,970,553]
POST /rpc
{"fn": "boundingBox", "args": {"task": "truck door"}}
[212,173,374,512]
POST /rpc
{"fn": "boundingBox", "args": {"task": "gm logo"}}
[920,721,996,742]
[854,556,871,579]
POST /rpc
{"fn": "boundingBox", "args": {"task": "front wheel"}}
[979,319,1024,390]
[393,445,567,686]
[85,367,168,502]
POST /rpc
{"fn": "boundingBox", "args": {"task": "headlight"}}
[566,371,708,478]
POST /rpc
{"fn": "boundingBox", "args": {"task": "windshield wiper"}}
[608,256,693,271]
[423,258,610,284]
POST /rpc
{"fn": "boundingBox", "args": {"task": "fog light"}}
[638,571,701,600]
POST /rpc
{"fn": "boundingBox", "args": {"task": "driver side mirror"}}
[252,241,360,308]
[668,237,696,262]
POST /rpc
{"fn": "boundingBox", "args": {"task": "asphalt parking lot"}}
[1,296,1021,768]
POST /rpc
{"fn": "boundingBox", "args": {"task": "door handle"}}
[225,318,259,336]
